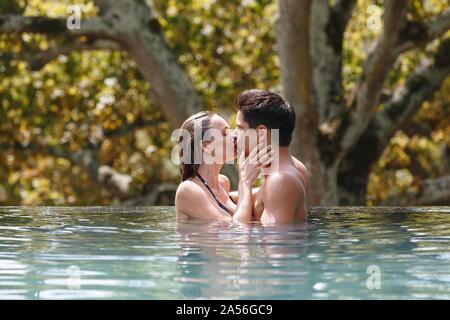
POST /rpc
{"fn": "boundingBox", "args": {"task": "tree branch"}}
[0,141,74,160]
[404,147,430,179]
[395,8,450,56]
[0,113,166,194]
[373,38,450,147]
[0,14,115,39]
[1,140,132,195]
[340,1,409,154]
[0,38,120,70]
[93,0,115,15]
[102,116,165,138]
[1,0,203,130]
[104,0,202,128]
[332,0,357,22]
[311,0,356,125]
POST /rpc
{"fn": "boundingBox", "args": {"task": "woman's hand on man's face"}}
[238,131,274,186]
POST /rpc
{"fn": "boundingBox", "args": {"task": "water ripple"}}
[0,206,449,299]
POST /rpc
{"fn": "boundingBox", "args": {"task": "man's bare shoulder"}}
[265,171,305,194]
[218,174,231,192]
[290,156,309,185]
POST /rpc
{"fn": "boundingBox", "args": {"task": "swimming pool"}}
[0,206,449,299]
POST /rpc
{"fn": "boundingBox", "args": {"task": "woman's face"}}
[202,115,237,164]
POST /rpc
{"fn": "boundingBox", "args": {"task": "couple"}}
[175,89,309,224]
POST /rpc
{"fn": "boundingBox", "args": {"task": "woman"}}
[175,111,272,222]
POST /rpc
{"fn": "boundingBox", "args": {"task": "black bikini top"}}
[196,173,236,216]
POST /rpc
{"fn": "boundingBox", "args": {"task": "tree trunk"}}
[335,128,383,205]
[277,0,355,205]
[277,0,450,206]
[276,0,324,205]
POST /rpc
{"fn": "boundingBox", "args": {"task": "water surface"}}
[0,206,449,299]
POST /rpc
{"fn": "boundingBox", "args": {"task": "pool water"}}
[0,206,449,300]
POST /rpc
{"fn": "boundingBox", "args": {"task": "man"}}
[232,89,309,224]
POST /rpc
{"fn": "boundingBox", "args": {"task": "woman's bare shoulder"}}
[175,180,206,218]
[175,179,231,221]
[176,180,203,200]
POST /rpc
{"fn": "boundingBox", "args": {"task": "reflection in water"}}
[0,206,449,299]
[175,220,309,299]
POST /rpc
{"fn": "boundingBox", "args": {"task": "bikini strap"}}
[196,173,233,215]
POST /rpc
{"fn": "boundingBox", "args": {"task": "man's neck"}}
[262,146,291,175]
[277,146,291,161]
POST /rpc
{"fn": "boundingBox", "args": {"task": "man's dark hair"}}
[235,89,295,146]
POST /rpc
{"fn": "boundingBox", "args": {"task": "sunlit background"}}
[0,0,449,206]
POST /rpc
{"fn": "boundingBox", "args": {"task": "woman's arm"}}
[232,143,273,223]
[232,180,254,223]
[229,188,259,204]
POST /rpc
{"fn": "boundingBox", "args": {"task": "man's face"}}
[235,111,251,156]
